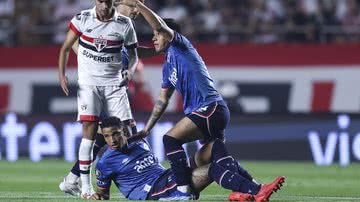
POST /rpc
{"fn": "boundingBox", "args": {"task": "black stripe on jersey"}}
[124,43,138,50]
[80,170,90,174]
[79,39,122,53]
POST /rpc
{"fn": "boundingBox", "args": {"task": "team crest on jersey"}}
[94,36,107,52]
[81,104,87,111]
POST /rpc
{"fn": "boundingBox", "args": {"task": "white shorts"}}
[77,85,133,122]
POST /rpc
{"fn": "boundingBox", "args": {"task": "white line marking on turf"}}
[281,195,360,200]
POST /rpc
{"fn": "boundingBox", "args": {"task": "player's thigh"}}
[103,86,133,121]
[167,116,204,144]
[77,85,102,122]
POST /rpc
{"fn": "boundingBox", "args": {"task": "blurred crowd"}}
[1,0,360,46]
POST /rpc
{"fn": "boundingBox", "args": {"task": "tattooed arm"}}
[143,87,174,134]
[127,87,174,142]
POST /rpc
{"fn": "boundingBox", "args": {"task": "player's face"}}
[95,0,113,18]
[152,30,170,52]
[102,126,128,150]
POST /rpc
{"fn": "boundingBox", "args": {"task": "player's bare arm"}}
[142,87,174,135]
[127,47,138,76]
[58,29,78,96]
[119,0,174,40]
[91,187,110,200]
[71,39,79,55]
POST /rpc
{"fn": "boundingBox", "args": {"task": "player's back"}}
[163,32,222,114]
[96,141,165,200]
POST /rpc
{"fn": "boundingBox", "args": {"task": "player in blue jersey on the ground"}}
[90,116,284,201]
[116,1,285,201]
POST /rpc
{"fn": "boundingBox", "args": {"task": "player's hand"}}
[128,130,149,143]
[119,69,132,87]
[90,193,105,200]
[59,75,69,96]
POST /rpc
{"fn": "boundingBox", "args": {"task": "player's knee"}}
[82,121,98,139]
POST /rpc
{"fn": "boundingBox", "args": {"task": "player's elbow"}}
[60,45,71,54]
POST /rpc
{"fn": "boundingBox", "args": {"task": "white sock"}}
[66,172,79,184]
[79,138,94,194]
[177,185,191,193]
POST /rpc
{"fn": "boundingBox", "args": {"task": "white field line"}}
[1,192,360,201]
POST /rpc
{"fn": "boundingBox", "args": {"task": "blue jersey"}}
[121,47,129,69]
[162,32,222,115]
[96,141,165,200]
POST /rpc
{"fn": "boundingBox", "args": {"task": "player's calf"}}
[163,135,192,193]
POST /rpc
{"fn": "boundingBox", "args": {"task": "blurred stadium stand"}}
[1,0,360,45]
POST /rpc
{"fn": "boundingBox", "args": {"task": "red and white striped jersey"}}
[69,7,138,86]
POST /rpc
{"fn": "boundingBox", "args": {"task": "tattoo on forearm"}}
[148,100,167,129]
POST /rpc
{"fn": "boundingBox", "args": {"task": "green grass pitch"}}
[0,160,359,202]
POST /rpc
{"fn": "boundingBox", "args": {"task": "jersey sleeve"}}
[69,13,83,36]
[95,161,112,189]
[169,32,187,49]
[124,20,138,49]
[161,63,173,89]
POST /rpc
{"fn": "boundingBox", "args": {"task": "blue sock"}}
[212,139,254,181]
[71,133,106,177]
[163,135,191,186]
[209,162,260,194]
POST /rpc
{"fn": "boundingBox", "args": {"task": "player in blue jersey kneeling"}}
[116,0,285,201]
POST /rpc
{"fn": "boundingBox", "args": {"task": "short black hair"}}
[163,18,181,33]
[100,117,122,129]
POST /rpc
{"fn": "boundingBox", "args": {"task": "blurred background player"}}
[57,0,138,198]
[117,0,286,199]
[90,116,284,201]
[59,0,156,197]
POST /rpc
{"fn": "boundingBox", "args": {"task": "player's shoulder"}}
[114,13,132,25]
[170,32,190,51]
[73,8,93,21]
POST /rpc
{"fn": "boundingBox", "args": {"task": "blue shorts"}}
[187,100,230,144]
[147,169,177,200]
[147,169,200,200]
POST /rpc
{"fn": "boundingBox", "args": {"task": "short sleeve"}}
[124,20,138,49]
[95,161,112,189]
[69,13,83,36]
[169,32,187,49]
[161,63,173,89]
